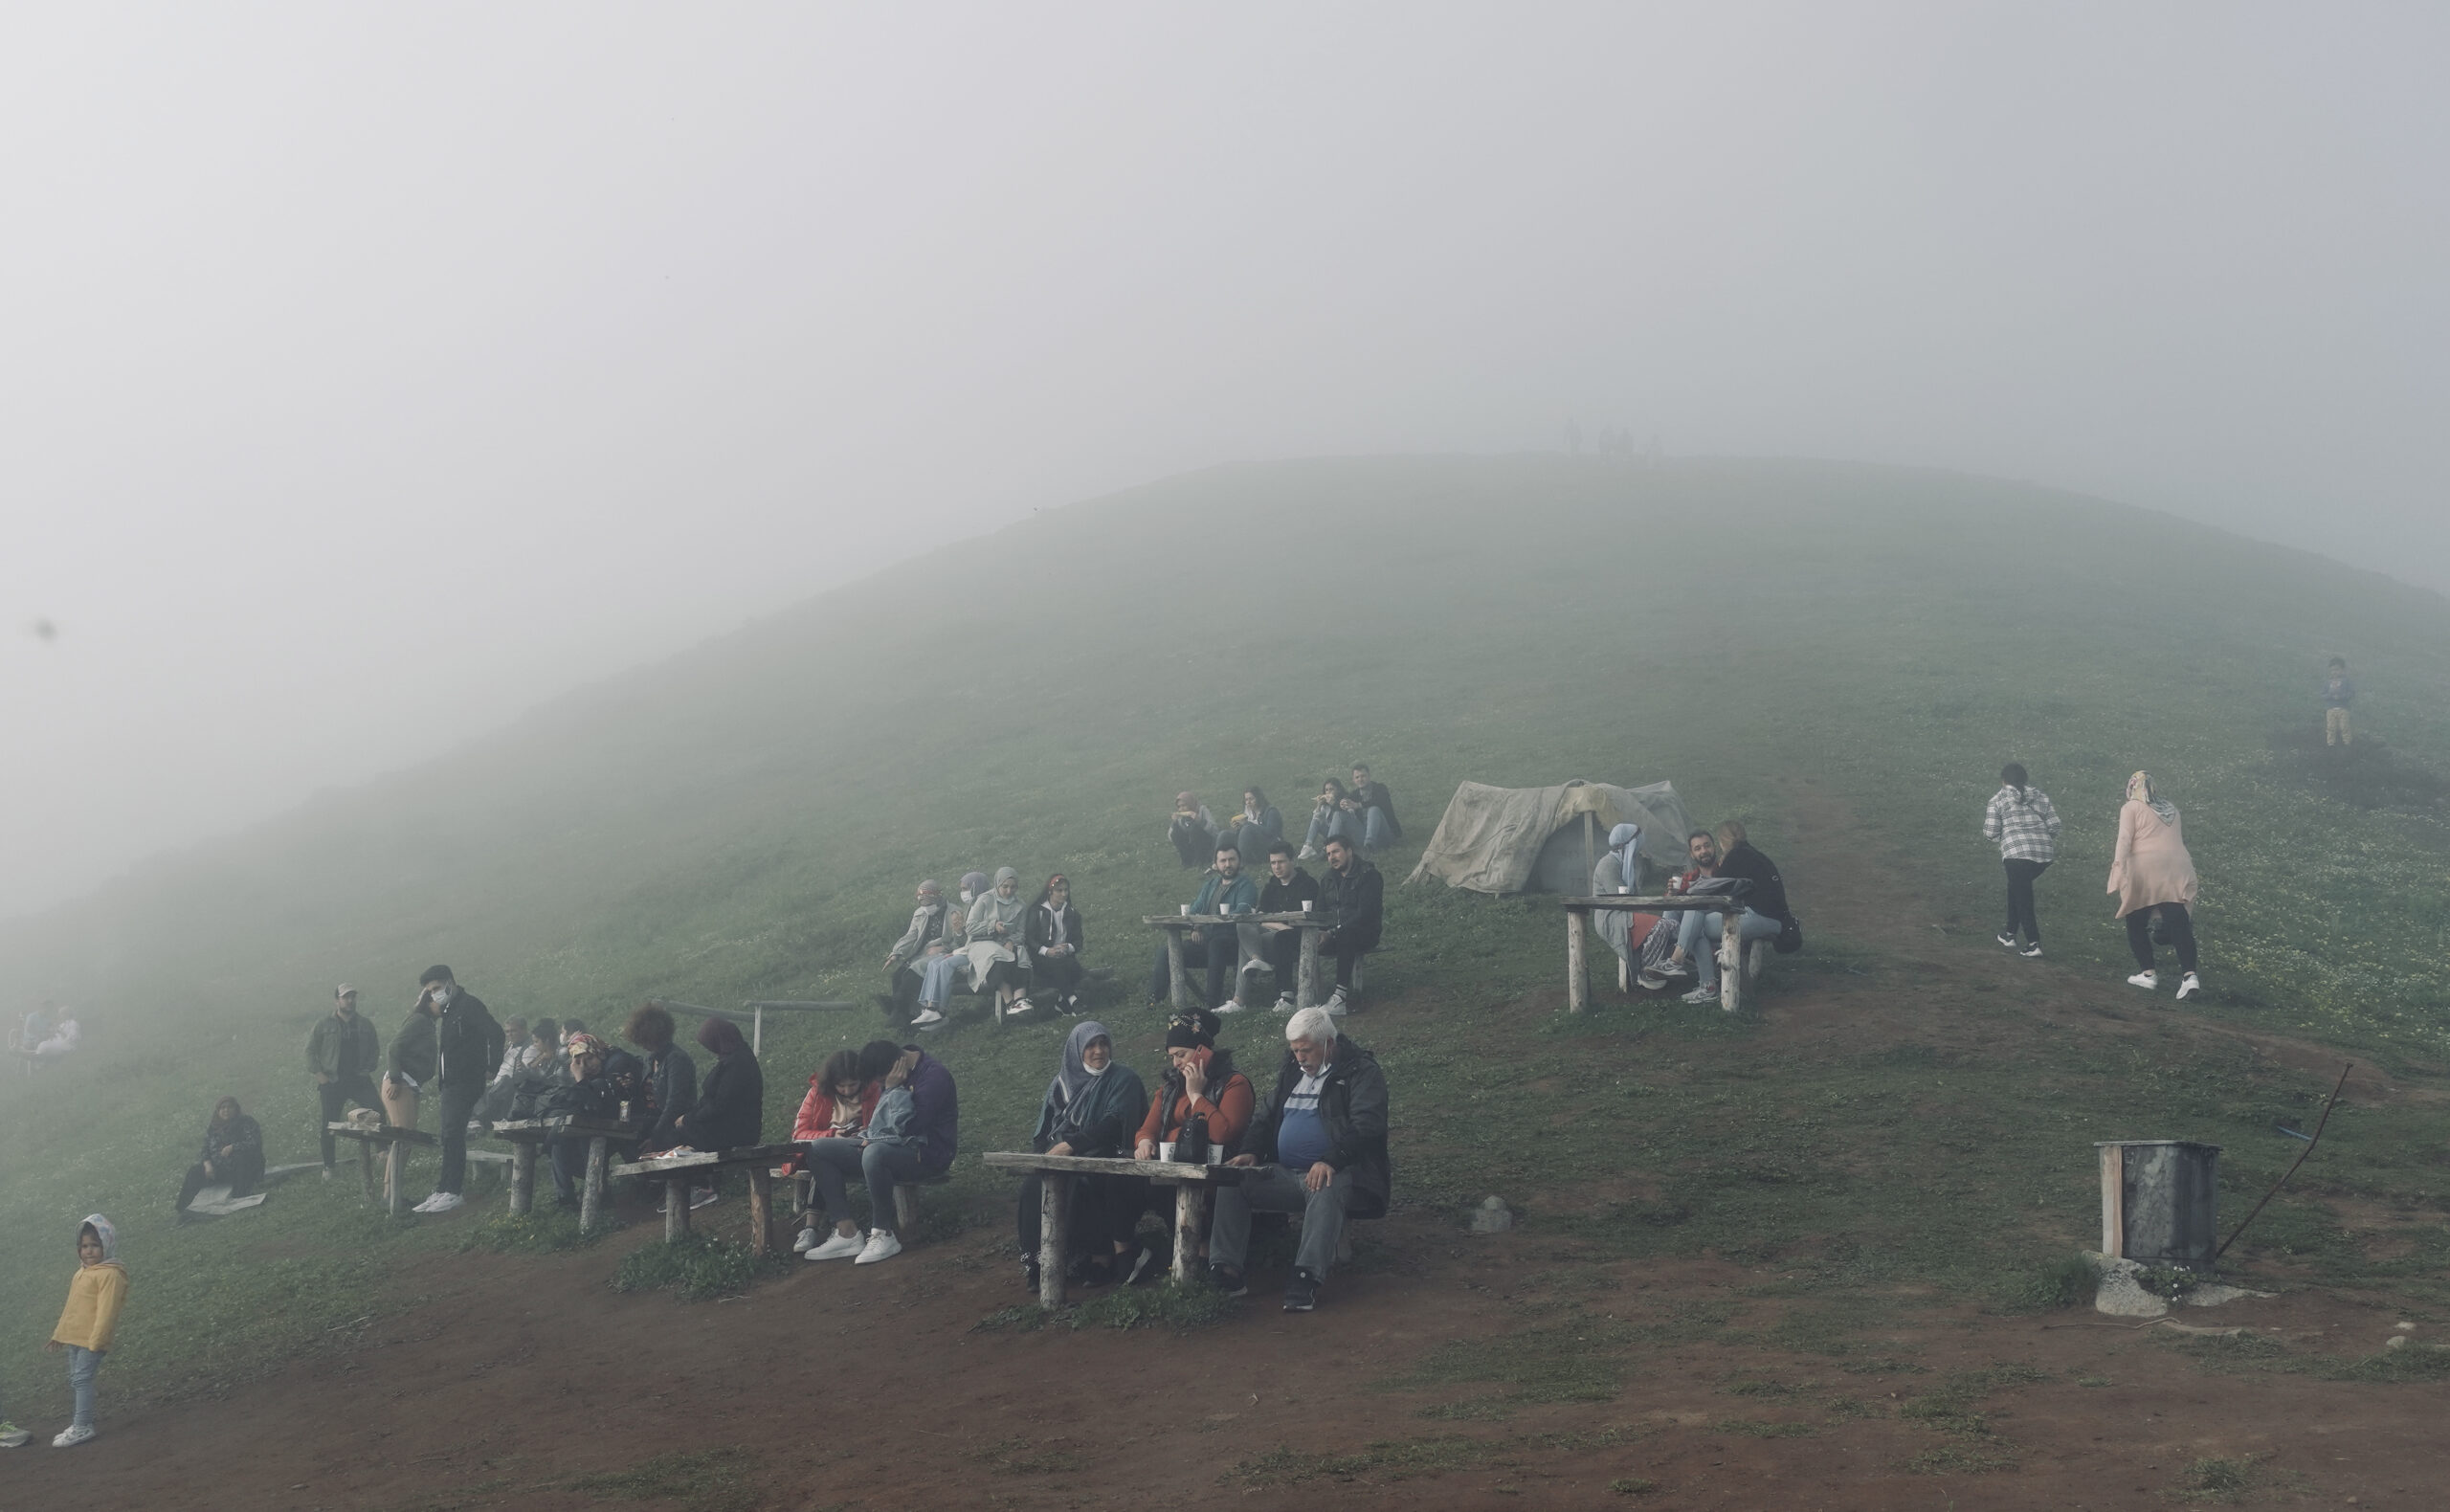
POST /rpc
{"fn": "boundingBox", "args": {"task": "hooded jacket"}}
[640,1045,698,1152]
[54,1214,130,1353]
[1715,842,1792,923]
[434,989,506,1094]
[1318,856,1385,953]
[307,1010,382,1079]
[1245,1036,1392,1220]
[389,1007,439,1084]
[685,1020,765,1153]
[900,1046,960,1174]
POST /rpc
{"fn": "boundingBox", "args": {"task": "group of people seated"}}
[1591,819,1796,1003]
[1147,834,1384,1016]
[9,1002,82,1069]
[881,870,1086,1029]
[1168,766,1402,871]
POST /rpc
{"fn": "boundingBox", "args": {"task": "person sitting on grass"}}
[175,1097,266,1219]
[1346,764,1402,852]
[799,1038,958,1266]
[1671,822,1791,1006]
[666,1016,765,1211]
[1253,840,1323,1012]
[1637,829,1720,991]
[1211,1006,1391,1314]
[46,1214,128,1449]
[623,1003,697,1156]
[1120,1011,1255,1283]
[1169,791,1218,869]
[1147,842,1259,1012]
[791,1049,879,1256]
[1017,1020,1148,1292]
[1316,835,1383,1016]
[1025,873,1088,1015]
[2110,770,2203,1002]
[881,878,960,1024]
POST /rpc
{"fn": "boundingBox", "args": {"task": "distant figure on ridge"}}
[1984,763,2060,959]
[2321,656,2356,746]
[1169,792,1218,869]
[2109,771,2201,1002]
[175,1097,265,1218]
[307,985,384,1176]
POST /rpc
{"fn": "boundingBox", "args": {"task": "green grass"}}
[612,1232,790,1301]
[9,455,2450,1415]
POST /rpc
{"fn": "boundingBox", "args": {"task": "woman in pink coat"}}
[2108,771,2200,1000]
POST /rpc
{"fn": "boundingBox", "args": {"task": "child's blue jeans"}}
[68,1346,99,1429]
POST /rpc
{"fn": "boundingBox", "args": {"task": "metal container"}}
[2096,1140,2221,1269]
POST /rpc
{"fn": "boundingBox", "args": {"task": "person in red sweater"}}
[788,1050,880,1256]
[1118,1012,1255,1283]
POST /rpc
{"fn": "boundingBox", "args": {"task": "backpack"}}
[1774,912,1804,956]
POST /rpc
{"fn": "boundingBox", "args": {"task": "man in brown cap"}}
[306,985,384,1177]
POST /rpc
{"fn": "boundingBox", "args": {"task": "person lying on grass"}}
[1211,1006,1391,1314]
[175,1096,265,1218]
[791,1049,879,1255]
[800,1039,959,1266]
[46,1215,127,1449]
[1016,1020,1147,1292]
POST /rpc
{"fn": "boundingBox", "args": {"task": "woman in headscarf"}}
[1016,1020,1148,1291]
[966,866,1031,1020]
[1229,786,1284,869]
[912,875,986,1029]
[669,1015,764,1207]
[1024,874,1088,1015]
[2109,771,2202,1000]
[1589,822,1644,974]
[175,1097,265,1217]
[1123,1010,1256,1283]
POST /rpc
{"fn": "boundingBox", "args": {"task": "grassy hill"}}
[5,454,2448,1423]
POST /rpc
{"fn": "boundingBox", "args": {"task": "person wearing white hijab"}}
[1590,823,1644,969]
[966,867,1031,1018]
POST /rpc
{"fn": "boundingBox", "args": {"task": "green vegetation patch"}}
[612,1233,789,1302]
[974,1279,1237,1334]
[459,1205,597,1255]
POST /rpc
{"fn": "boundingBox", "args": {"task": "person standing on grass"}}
[623,1003,697,1155]
[412,966,505,1215]
[2322,656,2356,746]
[45,1215,128,1449]
[1984,763,2061,958]
[308,985,384,1176]
[2109,772,2202,1001]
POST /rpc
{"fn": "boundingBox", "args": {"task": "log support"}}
[1037,1175,1071,1310]
[509,1142,537,1216]
[1566,907,1590,1013]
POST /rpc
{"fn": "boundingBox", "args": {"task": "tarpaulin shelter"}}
[1406,780,1694,895]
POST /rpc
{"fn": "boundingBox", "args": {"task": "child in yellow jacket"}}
[45,1214,127,1449]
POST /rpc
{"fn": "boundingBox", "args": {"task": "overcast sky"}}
[3,3,2443,919]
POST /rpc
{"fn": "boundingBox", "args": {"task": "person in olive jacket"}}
[307,985,384,1174]
[1211,1006,1390,1313]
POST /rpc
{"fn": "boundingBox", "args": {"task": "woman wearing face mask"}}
[1024,874,1088,1015]
[911,875,986,1030]
[1122,1011,1254,1283]
[965,867,1031,1020]
[1017,1021,1148,1291]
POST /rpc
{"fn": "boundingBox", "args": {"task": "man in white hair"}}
[1211,1005,1391,1312]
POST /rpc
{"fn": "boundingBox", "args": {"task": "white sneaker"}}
[1682,986,1719,1005]
[50,1425,94,1450]
[411,1192,443,1213]
[424,1191,464,1214]
[910,1008,946,1029]
[1272,992,1296,1013]
[1323,989,1348,1018]
[2175,972,2201,1001]
[1995,931,2017,950]
[855,1229,902,1265]
[2127,970,2159,991]
[1298,845,1321,861]
[1636,969,1669,991]
[1214,999,1245,1014]
[0,1420,31,1448]
[792,1227,820,1254]
[806,1230,865,1261]
[1003,996,1036,1019]
[689,1186,719,1211]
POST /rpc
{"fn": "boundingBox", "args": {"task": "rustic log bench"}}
[611,1145,801,1254]
[983,1151,1245,1308]
[491,1116,634,1232]
[1144,911,1336,1012]
[775,1148,952,1238]
[327,1122,438,1217]
[1559,895,1770,1013]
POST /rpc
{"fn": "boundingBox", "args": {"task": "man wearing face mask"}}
[411,966,504,1215]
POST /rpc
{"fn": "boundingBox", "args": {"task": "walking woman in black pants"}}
[1983,763,2061,957]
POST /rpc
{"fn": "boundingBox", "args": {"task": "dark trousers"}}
[2127,903,2199,974]
[548,1134,592,1204]
[1148,933,1236,1007]
[176,1163,215,1212]
[1016,1171,1132,1259]
[178,1153,261,1211]
[1258,928,1303,992]
[318,1074,382,1167]
[2002,859,2049,945]
[886,964,923,1020]
[1330,946,1367,995]
[435,1082,484,1194]
[1032,952,1085,1006]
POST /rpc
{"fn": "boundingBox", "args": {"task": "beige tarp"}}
[1405,779,1694,895]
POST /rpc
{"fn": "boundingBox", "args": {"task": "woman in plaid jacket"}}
[1983,763,2060,957]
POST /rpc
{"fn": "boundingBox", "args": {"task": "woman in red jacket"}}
[1120,1012,1255,1283]
[789,1050,880,1256]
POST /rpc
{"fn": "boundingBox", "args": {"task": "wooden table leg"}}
[1171,1182,1209,1284]
[1719,909,1743,1014]
[1566,908,1590,1013]
[665,1174,691,1242]
[580,1137,609,1234]
[1166,929,1189,1011]
[358,1139,376,1201]
[509,1142,535,1216]
[1297,926,1323,1010]
[1037,1175,1070,1309]
[746,1167,773,1256]
[387,1141,406,1219]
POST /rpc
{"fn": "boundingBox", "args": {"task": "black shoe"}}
[1122,1244,1162,1287]
[1208,1263,1248,1299]
[1282,1267,1318,1312]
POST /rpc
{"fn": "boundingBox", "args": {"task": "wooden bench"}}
[492,1117,633,1233]
[327,1123,438,1217]
[778,1148,952,1236]
[611,1145,801,1254]
[983,1151,1245,1308]
[1560,895,1770,1013]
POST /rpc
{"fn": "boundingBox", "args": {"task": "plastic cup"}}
[1180,903,1191,915]
[1302,900,1313,912]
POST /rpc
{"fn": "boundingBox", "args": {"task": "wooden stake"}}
[1719,910,1744,1013]
[509,1141,536,1216]
[746,1167,773,1256]
[580,1137,609,1234]
[1566,907,1590,1012]
[1166,928,1189,1011]
[1172,1183,1209,1283]
[1297,925,1323,1010]
[665,1174,692,1242]
[1038,1175,1070,1309]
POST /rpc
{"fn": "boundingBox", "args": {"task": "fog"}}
[2,3,2443,919]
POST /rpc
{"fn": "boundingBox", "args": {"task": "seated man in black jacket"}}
[1672,820,1793,1005]
[1210,1006,1390,1312]
[1247,841,1322,1012]
[1316,836,1383,1015]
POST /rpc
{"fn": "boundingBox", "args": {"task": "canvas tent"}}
[1407,780,1695,896]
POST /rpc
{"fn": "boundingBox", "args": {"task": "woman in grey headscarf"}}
[1590,823,1644,969]
[966,867,1031,1019]
[1016,1020,1147,1291]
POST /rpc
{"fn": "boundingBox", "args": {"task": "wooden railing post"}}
[1566,907,1590,1012]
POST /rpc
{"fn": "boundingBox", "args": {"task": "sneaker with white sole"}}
[792,1227,820,1254]
[50,1425,94,1450]
[1214,999,1245,1014]
[2127,970,2159,991]
[2019,943,2043,958]
[855,1229,902,1265]
[425,1192,465,1214]
[0,1420,31,1448]
[1005,997,1036,1019]
[1682,986,1719,1006]
[2175,972,2201,1001]
[805,1230,866,1261]
[1995,931,2017,949]
[1272,992,1296,1013]
[1637,969,1669,991]
[1323,989,1348,1017]
[1297,845,1321,861]
[910,1008,946,1030]
[689,1186,719,1211]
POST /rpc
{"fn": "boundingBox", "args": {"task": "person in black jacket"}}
[1317,836,1383,1014]
[411,966,506,1214]
[670,1015,763,1209]
[1023,874,1088,1015]
[1250,841,1323,1012]
[1672,822,1793,1005]
[543,1034,650,1204]
[1347,765,1402,852]
[1211,1008,1390,1312]
[622,1003,698,1155]
[176,1097,267,1217]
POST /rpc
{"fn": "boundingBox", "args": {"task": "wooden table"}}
[1143,911,1334,1012]
[492,1116,634,1232]
[983,1151,1246,1308]
[611,1144,801,1252]
[1560,895,1767,1014]
[326,1123,438,1217]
